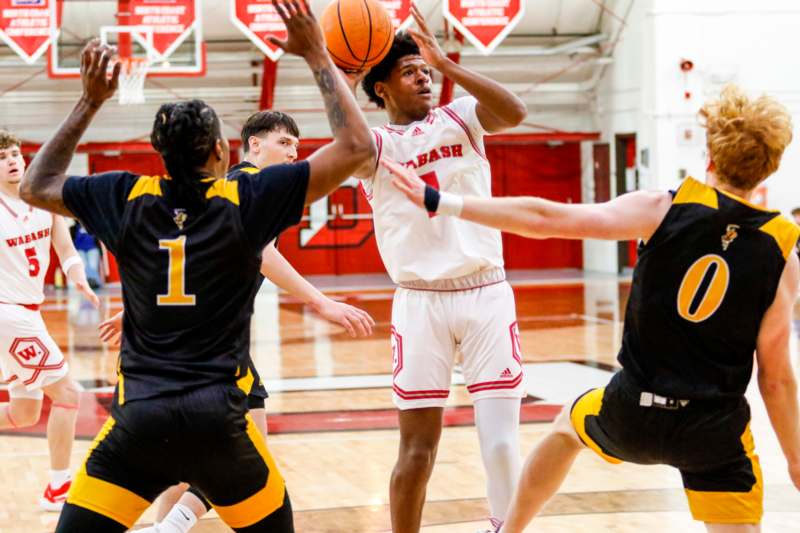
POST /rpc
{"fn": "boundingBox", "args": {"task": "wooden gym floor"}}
[1,273,799,532]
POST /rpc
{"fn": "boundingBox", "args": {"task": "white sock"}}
[50,469,71,488]
[157,503,197,533]
[474,397,522,522]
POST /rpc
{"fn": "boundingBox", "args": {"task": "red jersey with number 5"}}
[0,191,52,305]
[359,96,504,283]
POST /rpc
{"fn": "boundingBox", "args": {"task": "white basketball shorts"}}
[391,269,525,409]
[0,303,69,400]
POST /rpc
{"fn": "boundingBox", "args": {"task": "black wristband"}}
[423,185,441,213]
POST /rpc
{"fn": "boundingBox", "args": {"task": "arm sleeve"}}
[239,160,310,250]
[62,172,137,255]
[444,95,488,141]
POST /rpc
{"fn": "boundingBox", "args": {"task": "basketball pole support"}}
[438,24,464,107]
[259,58,278,110]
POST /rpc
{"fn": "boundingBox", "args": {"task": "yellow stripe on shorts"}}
[67,416,151,527]
[570,388,622,464]
[684,422,764,524]
[212,413,287,528]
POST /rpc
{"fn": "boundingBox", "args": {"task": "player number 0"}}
[157,236,196,306]
[676,254,730,323]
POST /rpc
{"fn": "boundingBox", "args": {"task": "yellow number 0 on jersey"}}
[677,254,730,323]
[158,236,196,306]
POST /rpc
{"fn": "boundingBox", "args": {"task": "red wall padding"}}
[488,142,583,269]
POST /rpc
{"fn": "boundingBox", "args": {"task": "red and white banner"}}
[380,0,413,31]
[128,0,199,59]
[443,0,524,55]
[230,0,286,62]
[0,0,53,64]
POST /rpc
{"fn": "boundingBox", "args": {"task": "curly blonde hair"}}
[699,85,793,191]
[0,130,20,151]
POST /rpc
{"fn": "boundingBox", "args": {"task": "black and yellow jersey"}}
[619,177,799,399]
[62,161,309,402]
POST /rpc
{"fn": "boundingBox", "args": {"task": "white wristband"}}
[61,255,83,274]
[437,191,464,217]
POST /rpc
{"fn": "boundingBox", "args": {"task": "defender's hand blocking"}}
[98,311,123,347]
[312,298,375,338]
[80,39,121,107]
[408,3,447,70]
[268,0,326,59]
[382,157,427,209]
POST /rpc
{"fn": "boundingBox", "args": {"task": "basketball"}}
[320,0,395,71]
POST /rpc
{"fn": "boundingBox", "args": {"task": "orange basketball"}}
[320,0,395,71]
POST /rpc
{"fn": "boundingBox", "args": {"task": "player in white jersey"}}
[353,6,528,532]
[0,130,99,511]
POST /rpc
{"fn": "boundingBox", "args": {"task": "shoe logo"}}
[412,126,424,137]
[500,368,513,379]
[721,224,739,251]
[173,208,188,230]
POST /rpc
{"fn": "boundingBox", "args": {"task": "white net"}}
[117,58,149,105]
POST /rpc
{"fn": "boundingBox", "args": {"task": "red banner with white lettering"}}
[0,0,53,64]
[230,0,286,62]
[443,0,524,55]
[127,0,198,59]
[380,0,413,31]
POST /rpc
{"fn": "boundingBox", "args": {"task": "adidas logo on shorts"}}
[500,368,513,379]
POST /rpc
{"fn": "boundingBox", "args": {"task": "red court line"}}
[0,390,561,438]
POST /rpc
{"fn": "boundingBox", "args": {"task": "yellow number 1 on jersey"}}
[158,236,196,306]
[677,254,730,323]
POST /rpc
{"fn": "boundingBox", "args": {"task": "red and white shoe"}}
[40,479,71,512]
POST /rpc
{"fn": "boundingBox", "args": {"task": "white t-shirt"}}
[0,191,53,305]
[361,96,504,283]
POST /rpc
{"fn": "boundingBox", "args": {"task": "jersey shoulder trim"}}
[238,167,259,175]
[759,215,800,260]
[127,175,163,201]
[206,179,240,205]
[673,177,718,209]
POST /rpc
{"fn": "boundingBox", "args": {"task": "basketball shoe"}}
[40,479,71,511]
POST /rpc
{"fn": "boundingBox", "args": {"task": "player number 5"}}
[24,247,40,277]
[158,236,196,306]
[676,254,730,323]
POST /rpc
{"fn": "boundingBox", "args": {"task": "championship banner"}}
[380,0,413,31]
[0,0,53,64]
[443,0,524,55]
[128,0,199,59]
[230,0,286,62]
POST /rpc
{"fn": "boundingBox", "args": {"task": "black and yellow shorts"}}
[60,382,291,532]
[570,371,763,525]
[245,358,269,410]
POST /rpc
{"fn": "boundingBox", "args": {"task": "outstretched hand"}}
[382,157,427,210]
[80,38,121,107]
[98,311,123,347]
[268,0,326,59]
[408,3,447,70]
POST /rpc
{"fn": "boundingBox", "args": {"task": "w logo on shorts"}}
[10,337,48,367]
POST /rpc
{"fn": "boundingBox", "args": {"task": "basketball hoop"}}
[117,57,149,105]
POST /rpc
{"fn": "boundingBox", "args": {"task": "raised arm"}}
[755,252,800,491]
[20,40,120,216]
[408,4,526,133]
[383,157,671,242]
[268,0,375,204]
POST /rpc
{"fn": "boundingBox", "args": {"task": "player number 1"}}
[157,236,196,306]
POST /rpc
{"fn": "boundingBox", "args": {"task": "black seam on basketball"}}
[361,0,373,70]
[337,0,362,62]
[368,22,394,62]
[327,47,363,69]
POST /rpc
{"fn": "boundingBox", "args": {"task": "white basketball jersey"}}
[0,192,53,305]
[362,96,504,283]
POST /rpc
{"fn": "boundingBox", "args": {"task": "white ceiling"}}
[0,0,633,144]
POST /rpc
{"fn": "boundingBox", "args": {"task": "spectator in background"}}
[70,221,102,289]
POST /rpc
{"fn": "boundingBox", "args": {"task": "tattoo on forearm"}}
[313,67,347,131]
